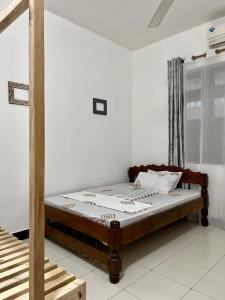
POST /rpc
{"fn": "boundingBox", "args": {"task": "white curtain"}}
[184,55,225,229]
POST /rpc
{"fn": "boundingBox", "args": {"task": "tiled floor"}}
[29,222,225,300]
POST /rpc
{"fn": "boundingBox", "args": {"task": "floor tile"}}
[94,263,149,289]
[45,238,60,249]
[204,227,225,243]
[126,245,174,270]
[194,270,225,300]
[175,239,224,269]
[110,291,139,300]
[155,256,208,287]
[166,223,210,244]
[182,290,213,300]
[195,235,225,254]
[67,252,98,270]
[126,271,189,300]
[56,256,93,277]
[122,237,186,270]
[46,241,73,256]
[82,271,121,300]
[121,223,206,270]
[45,244,69,262]
[212,256,225,276]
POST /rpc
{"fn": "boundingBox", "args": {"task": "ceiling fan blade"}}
[148,0,175,28]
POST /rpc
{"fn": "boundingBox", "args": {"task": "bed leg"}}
[201,208,208,227]
[201,179,209,227]
[108,220,122,284]
[108,251,122,284]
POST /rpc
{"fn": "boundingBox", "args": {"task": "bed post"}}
[29,0,45,299]
[108,220,122,284]
[201,174,209,227]
[128,167,135,182]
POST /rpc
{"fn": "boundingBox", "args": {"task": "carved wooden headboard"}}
[128,164,208,189]
[128,164,209,226]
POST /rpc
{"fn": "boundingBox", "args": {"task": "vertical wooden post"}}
[29,0,45,299]
[108,221,122,284]
[201,174,209,227]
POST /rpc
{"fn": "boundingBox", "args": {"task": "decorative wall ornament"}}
[93,98,107,115]
[8,81,29,106]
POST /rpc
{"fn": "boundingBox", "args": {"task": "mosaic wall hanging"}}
[8,81,29,106]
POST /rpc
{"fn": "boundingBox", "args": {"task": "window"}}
[184,59,225,165]
[184,68,202,163]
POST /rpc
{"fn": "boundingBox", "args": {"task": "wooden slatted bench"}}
[0,228,86,300]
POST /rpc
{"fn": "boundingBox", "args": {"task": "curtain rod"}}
[215,47,225,55]
[191,52,207,61]
[190,48,225,61]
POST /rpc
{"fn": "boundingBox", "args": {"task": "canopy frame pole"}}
[29,0,45,299]
[0,1,45,299]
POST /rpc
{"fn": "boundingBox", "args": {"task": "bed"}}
[45,164,209,284]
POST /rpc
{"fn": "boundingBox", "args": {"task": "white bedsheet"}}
[61,191,153,214]
[46,183,201,227]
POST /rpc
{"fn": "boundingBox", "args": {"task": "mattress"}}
[45,183,201,227]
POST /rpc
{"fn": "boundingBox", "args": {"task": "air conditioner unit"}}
[207,23,225,49]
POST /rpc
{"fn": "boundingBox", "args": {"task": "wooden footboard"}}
[0,227,86,299]
[45,205,122,283]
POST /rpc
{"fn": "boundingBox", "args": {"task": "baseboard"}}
[13,229,29,240]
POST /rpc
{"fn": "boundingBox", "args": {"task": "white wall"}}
[0,11,132,233]
[132,18,225,166]
[2,5,224,233]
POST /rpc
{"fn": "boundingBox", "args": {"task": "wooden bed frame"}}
[45,164,209,284]
[0,227,86,300]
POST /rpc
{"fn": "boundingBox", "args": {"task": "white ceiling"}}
[1,1,225,50]
[45,0,225,50]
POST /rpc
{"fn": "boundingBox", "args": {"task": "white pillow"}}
[134,172,171,193]
[148,170,182,192]
[134,172,159,191]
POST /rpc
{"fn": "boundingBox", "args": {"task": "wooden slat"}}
[0,255,30,273]
[0,262,29,283]
[45,279,86,300]
[0,244,28,259]
[28,0,45,299]
[17,269,68,300]
[0,235,11,241]
[0,262,57,294]
[0,249,29,265]
[17,268,71,300]
[45,273,75,296]
[0,0,28,34]
[0,237,17,246]
[44,268,67,284]
[0,257,49,283]
[0,240,22,251]
[0,231,8,237]
[0,267,68,300]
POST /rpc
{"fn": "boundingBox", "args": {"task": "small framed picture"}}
[8,81,29,106]
[93,98,107,115]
